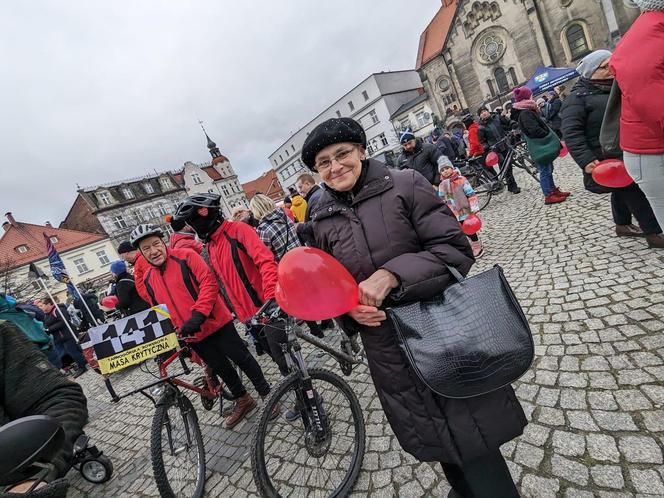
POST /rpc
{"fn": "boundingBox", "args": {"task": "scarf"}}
[513,99,540,113]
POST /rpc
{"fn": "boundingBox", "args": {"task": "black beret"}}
[301,118,367,170]
[117,241,133,254]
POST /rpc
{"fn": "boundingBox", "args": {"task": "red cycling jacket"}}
[132,254,149,302]
[206,220,278,323]
[467,122,485,157]
[169,232,204,254]
[137,247,232,342]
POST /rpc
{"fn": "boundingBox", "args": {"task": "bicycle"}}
[249,301,366,498]
[105,343,234,498]
[457,135,539,212]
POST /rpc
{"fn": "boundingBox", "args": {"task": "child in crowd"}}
[437,156,484,258]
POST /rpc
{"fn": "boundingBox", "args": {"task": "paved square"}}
[69,158,664,497]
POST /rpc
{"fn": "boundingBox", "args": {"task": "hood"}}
[291,195,305,208]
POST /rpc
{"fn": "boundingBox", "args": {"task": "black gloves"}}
[179,310,207,338]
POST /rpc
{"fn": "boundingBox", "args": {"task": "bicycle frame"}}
[158,348,218,401]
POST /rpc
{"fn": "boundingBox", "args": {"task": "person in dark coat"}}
[397,129,442,186]
[560,49,664,248]
[301,117,526,498]
[544,91,563,137]
[110,260,150,316]
[477,107,521,193]
[511,86,570,205]
[37,297,88,375]
[431,128,458,162]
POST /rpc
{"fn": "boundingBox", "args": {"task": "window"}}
[362,90,369,101]
[274,159,278,167]
[163,224,174,236]
[368,110,379,125]
[160,177,173,190]
[285,149,289,157]
[134,209,145,222]
[112,215,127,229]
[487,79,496,97]
[291,145,295,152]
[73,258,89,274]
[156,203,168,216]
[416,111,428,128]
[49,236,58,243]
[191,173,203,185]
[367,143,375,155]
[279,154,283,162]
[348,101,355,112]
[379,133,388,147]
[144,206,154,220]
[508,67,519,87]
[96,250,110,265]
[336,110,341,118]
[121,187,134,199]
[494,67,510,94]
[399,118,411,131]
[437,78,451,92]
[221,184,230,196]
[144,183,155,194]
[15,244,28,253]
[566,23,590,60]
[98,191,111,206]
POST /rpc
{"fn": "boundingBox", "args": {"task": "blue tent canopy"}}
[525,66,579,95]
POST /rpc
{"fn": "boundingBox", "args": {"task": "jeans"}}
[624,152,664,229]
[536,161,555,196]
[441,450,519,498]
[190,322,271,399]
[55,335,88,370]
[611,184,662,235]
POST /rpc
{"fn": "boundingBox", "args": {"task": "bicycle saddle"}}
[0,415,65,486]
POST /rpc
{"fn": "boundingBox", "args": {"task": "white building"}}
[390,92,437,140]
[268,70,425,190]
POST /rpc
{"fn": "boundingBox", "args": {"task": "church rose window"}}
[477,33,505,64]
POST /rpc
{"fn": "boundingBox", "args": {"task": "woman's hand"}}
[348,305,387,327]
[585,160,600,174]
[358,269,399,307]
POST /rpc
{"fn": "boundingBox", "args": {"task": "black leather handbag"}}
[386,265,534,399]
[600,80,622,159]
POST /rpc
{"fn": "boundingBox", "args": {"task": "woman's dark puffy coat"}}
[311,159,527,464]
[513,107,549,139]
[560,78,614,193]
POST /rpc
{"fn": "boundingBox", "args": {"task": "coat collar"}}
[312,159,394,221]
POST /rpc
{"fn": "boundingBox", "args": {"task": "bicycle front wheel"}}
[252,368,366,498]
[151,391,206,498]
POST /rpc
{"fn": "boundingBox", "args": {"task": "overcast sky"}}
[0,1,438,227]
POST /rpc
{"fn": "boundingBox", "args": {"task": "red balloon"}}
[101,295,118,309]
[461,215,483,235]
[559,141,568,158]
[592,159,634,188]
[485,151,499,167]
[277,247,359,321]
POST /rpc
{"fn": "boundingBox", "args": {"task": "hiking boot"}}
[554,187,571,197]
[261,396,280,420]
[646,233,664,249]
[470,239,484,258]
[509,187,521,194]
[224,393,257,429]
[544,192,566,205]
[616,224,644,238]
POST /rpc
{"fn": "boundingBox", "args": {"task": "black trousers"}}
[190,322,271,399]
[492,150,519,191]
[611,183,661,235]
[441,450,519,498]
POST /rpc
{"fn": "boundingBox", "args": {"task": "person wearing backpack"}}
[110,260,150,316]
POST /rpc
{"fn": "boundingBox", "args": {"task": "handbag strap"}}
[446,265,465,283]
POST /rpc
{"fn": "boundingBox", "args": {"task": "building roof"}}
[390,92,430,119]
[415,0,458,70]
[0,214,107,268]
[242,170,284,201]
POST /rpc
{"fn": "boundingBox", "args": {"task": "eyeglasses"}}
[314,146,356,172]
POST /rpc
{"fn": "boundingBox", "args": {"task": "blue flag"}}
[44,233,77,296]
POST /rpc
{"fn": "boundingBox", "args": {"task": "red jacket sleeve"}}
[133,256,148,304]
[184,250,220,317]
[235,222,279,300]
[468,126,484,157]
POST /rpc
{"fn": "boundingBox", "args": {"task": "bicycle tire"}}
[472,174,495,212]
[251,368,366,498]
[151,392,206,498]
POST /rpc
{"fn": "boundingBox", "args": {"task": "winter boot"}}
[224,393,257,429]
[553,186,571,197]
[646,233,664,249]
[544,192,566,205]
[615,224,644,238]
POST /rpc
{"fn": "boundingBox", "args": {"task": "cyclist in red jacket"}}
[129,224,275,428]
[171,194,289,377]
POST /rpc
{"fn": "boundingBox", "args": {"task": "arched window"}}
[508,67,519,87]
[494,67,509,94]
[487,80,496,97]
[566,23,590,60]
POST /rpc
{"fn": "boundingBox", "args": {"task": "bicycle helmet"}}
[172,194,223,242]
[462,114,475,128]
[129,224,163,249]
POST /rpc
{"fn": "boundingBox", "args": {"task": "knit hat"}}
[576,49,612,79]
[117,241,133,254]
[437,155,454,172]
[512,86,533,103]
[633,0,664,10]
[399,129,416,144]
[431,127,443,140]
[301,118,367,169]
[110,260,126,275]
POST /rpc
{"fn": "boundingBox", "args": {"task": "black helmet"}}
[172,194,223,242]
[129,224,163,249]
[462,114,475,128]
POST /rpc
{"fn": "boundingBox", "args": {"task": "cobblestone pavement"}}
[68,157,664,497]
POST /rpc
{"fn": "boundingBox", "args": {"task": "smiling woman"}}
[301,117,526,498]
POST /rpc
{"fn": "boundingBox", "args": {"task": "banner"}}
[87,305,178,375]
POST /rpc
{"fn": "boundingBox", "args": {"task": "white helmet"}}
[129,224,163,248]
